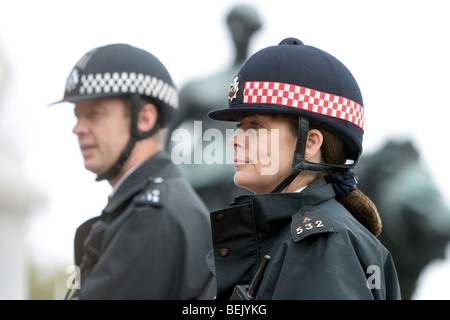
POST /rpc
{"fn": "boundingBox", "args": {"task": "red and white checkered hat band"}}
[243,81,364,130]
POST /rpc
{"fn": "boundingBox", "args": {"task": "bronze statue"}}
[166,5,262,210]
[357,140,450,299]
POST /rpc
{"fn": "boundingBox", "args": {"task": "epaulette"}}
[133,176,165,208]
[290,206,336,242]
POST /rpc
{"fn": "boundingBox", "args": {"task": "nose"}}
[230,130,240,151]
[72,118,86,136]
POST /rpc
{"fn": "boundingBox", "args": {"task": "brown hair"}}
[317,125,382,236]
[287,117,382,237]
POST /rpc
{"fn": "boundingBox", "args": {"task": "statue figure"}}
[167,5,262,210]
[356,140,450,299]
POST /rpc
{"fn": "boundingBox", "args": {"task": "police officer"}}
[208,38,401,299]
[53,44,216,299]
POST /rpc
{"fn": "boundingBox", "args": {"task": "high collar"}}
[229,178,336,224]
[102,151,180,217]
[210,177,336,299]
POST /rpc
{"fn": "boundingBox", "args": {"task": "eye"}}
[235,118,264,130]
[249,120,262,130]
[87,108,106,120]
[88,111,99,119]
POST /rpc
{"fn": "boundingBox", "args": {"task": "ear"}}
[305,129,323,161]
[137,103,158,132]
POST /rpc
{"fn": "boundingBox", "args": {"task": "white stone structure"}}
[0,42,45,299]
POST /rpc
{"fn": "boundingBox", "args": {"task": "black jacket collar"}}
[229,178,336,224]
[210,178,336,298]
[102,151,180,218]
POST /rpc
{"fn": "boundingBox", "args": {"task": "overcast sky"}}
[1,0,449,299]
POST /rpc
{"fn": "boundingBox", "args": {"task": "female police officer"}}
[208,38,401,300]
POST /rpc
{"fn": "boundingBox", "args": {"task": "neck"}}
[282,171,317,193]
[108,138,160,187]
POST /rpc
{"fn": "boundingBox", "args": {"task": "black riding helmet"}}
[208,38,364,192]
[51,43,178,181]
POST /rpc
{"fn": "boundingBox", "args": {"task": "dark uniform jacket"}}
[210,178,401,300]
[70,151,216,299]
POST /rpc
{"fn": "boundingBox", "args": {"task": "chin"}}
[84,162,103,176]
[233,174,250,190]
[233,174,263,194]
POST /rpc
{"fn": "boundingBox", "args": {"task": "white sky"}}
[1,0,449,299]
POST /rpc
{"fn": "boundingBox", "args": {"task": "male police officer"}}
[53,44,216,299]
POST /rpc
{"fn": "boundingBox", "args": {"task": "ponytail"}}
[316,125,382,237]
[336,188,382,236]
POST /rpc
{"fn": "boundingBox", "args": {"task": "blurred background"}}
[0,0,449,299]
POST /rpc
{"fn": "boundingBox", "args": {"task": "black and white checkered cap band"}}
[243,81,364,130]
[74,72,178,109]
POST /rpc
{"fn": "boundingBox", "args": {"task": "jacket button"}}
[219,248,228,257]
[216,214,224,221]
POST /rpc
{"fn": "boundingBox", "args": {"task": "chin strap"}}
[95,137,136,181]
[271,117,357,193]
[95,94,160,182]
[271,117,309,193]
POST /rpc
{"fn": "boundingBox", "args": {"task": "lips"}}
[79,143,97,158]
[234,158,249,166]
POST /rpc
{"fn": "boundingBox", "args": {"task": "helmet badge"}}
[66,68,79,93]
[228,76,240,102]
